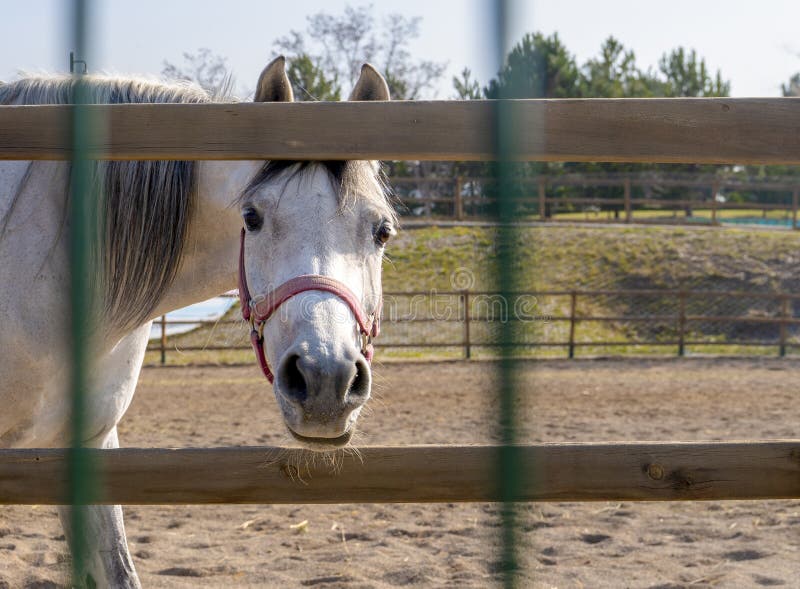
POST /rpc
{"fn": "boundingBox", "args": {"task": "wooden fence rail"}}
[1,442,798,504]
[149,289,800,362]
[2,98,800,163]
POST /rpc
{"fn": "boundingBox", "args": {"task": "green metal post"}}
[68,0,99,584]
[493,1,524,586]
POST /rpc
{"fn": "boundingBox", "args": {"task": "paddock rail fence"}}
[149,288,800,362]
[3,97,800,506]
[391,172,800,226]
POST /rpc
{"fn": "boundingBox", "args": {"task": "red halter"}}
[238,228,380,383]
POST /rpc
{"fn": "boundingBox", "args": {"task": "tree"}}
[452,68,481,100]
[161,48,234,96]
[580,37,656,98]
[480,34,733,215]
[745,70,800,179]
[286,54,341,101]
[275,4,446,99]
[656,47,729,97]
[483,33,581,99]
[782,73,800,97]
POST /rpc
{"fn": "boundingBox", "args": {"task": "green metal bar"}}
[493,1,524,586]
[68,0,98,584]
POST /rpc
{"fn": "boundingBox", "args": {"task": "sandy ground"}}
[2,358,800,588]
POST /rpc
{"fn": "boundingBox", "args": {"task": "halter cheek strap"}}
[238,228,380,383]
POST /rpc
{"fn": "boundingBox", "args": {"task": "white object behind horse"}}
[0,57,395,588]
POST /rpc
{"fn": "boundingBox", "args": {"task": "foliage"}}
[481,33,730,101]
[782,73,800,97]
[275,4,446,100]
[470,34,735,206]
[580,37,656,98]
[452,68,482,100]
[285,54,341,101]
[656,47,729,97]
[484,33,580,99]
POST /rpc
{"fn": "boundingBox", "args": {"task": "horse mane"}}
[1,74,397,330]
[0,74,220,328]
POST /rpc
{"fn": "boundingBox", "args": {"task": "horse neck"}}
[148,160,259,319]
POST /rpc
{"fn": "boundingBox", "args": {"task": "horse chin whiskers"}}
[276,444,356,478]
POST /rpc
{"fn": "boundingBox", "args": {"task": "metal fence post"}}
[568,291,577,359]
[67,1,97,581]
[461,290,471,359]
[677,291,687,357]
[160,315,167,365]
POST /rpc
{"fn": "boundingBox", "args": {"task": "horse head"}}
[238,57,396,450]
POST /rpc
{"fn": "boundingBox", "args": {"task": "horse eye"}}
[374,222,394,246]
[242,207,263,231]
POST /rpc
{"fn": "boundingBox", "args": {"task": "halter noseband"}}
[238,228,380,383]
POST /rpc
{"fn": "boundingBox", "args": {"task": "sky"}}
[0,0,798,98]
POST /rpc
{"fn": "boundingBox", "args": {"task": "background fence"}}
[148,288,800,362]
[391,173,800,225]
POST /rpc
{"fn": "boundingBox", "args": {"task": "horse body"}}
[0,158,241,447]
[0,58,394,587]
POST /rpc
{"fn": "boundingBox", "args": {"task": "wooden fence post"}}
[568,291,577,359]
[462,290,471,359]
[779,295,790,357]
[160,314,167,365]
[538,177,547,221]
[454,176,464,221]
[677,291,686,357]
[623,178,632,223]
[793,188,798,230]
[710,181,719,225]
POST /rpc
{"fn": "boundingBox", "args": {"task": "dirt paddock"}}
[2,358,800,588]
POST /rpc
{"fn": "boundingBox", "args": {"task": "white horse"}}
[0,57,395,588]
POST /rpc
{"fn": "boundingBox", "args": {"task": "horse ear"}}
[349,64,391,101]
[254,56,294,102]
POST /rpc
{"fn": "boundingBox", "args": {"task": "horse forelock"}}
[0,74,226,328]
[240,160,397,225]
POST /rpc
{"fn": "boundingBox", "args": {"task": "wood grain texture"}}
[0,442,798,504]
[1,98,800,163]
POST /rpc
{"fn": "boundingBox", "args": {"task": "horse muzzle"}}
[273,346,371,448]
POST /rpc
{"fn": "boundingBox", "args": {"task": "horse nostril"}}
[280,354,308,404]
[348,356,371,402]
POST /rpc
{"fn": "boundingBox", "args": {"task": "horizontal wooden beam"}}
[1,98,799,163]
[0,442,798,504]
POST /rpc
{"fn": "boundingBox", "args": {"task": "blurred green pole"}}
[492,1,524,587]
[68,0,97,583]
